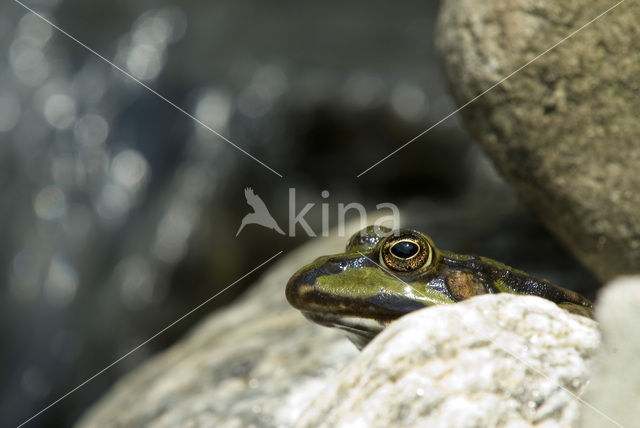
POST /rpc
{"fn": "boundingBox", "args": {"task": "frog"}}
[286,226,593,349]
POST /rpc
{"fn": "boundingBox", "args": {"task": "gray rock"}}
[579,277,640,428]
[76,232,358,428]
[436,0,640,281]
[296,294,599,428]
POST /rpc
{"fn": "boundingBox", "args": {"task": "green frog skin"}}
[286,226,593,349]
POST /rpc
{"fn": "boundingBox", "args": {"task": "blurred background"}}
[0,1,599,426]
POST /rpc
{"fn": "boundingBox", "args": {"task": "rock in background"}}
[436,0,640,281]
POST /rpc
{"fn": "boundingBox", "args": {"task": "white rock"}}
[296,294,599,428]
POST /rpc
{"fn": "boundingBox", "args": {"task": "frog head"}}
[286,226,453,348]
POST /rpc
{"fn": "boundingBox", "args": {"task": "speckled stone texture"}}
[580,277,640,428]
[436,0,640,281]
[295,294,600,428]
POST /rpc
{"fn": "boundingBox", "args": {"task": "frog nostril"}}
[325,258,343,274]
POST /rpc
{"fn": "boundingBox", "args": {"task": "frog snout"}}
[323,257,345,274]
[285,267,318,310]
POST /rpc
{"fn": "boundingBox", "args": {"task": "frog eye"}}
[380,234,433,272]
[390,240,420,259]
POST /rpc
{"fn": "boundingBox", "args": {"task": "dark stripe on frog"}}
[440,250,592,309]
[291,286,430,322]
[367,294,428,314]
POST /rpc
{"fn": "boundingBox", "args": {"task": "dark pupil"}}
[390,241,419,259]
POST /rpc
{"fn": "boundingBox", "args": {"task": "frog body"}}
[286,226,593,349]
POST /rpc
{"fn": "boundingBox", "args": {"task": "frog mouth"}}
[301,311,386,349]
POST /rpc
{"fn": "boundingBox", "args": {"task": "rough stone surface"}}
[436,0,640,281]
[76,232,358,428]
[580,277,640,428]
[296,294,599,428]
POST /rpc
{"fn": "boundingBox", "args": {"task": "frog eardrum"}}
[380,232,433,272]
